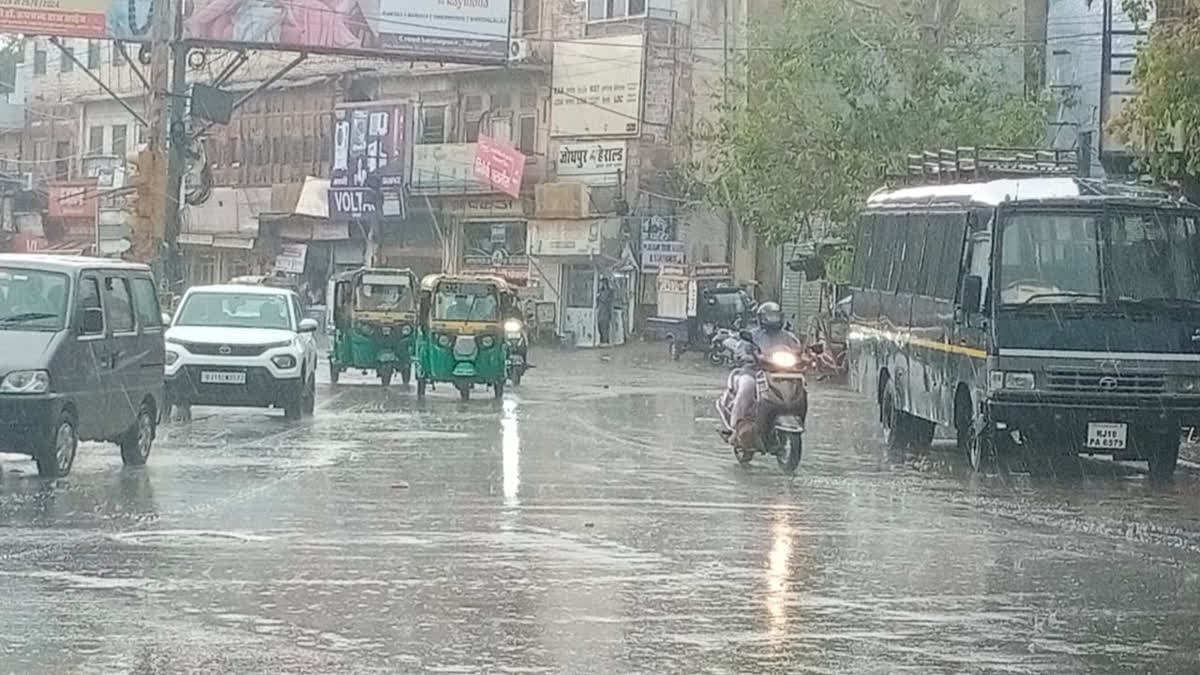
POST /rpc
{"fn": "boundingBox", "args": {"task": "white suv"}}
[164,285,319,420]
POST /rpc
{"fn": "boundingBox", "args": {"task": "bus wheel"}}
[960,418,998,473]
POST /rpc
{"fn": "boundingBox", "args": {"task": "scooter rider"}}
[721,301,802,444]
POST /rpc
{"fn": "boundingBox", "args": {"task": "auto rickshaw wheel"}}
[456,382,471,401]
[416,378,427,400]
[379,366,393,387]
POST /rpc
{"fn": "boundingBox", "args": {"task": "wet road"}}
[2,347,1200,674]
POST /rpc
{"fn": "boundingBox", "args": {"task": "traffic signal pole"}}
[131,0,176,277]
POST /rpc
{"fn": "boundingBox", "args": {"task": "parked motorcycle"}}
[716,339,807,474]
[706,328,741,367]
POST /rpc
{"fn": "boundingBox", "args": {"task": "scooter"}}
[504,317,531,386]
[716,337,807,474]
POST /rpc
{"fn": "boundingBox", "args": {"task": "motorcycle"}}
[706,327,741,367]
[504,317,530,386]
[716,337,808,474]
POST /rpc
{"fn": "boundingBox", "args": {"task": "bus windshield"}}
[998,210,1200,305]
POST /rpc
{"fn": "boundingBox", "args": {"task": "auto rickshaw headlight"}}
[479,335,496,349]
[401,324,413,336]
[504,319,522,334]
[381,326,392,336]
[437,334,453,348]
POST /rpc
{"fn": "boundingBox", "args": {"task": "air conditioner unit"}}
[508,39,530,63]
[21,172,32,190]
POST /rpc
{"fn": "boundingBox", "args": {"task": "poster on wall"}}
[328,102,407,222]
[472,134,525,199]
[274,243,308,274]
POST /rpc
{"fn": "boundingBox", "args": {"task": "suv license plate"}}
[1086,422,1127,450]
[201,371,246,385]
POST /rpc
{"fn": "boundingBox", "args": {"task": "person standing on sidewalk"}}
[596,277,614,345]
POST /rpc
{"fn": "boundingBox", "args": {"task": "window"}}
[998,212,1100,305]
[0,267,70,330]
[175,292,293,330]
[463,222,528,265]
[230,137,241,164]
[111,125,126,160]
[520,90,537,109]
[77,276,104,335]
[895,216,923,294]
[60,47,74,72]
[1108,210,1200,302]
[87,41,100,69]
[518,114,536,155]
[55,141,70,180]
[870,214,902,292]
[918,216,945,297]
[589,0,646,20]
[130,277,162,329]
[522,0,540,32]
[33,46,46,75]
[491,92,512,110]
[88,126,104,155]
[111,42,125,67]
[935,214,968,300]
[465,95,483,113]
[965,233,993,310]
[852,214,874,288]
[464,118,480,143]
[104,276,135,332]
[419,106,445,144]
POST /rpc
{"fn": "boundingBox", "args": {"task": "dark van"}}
[0,255,165,477]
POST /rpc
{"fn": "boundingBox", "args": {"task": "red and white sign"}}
[473,135,525,199]
[47,180,99,219]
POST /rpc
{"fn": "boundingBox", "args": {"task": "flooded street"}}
[2,347,1199,674]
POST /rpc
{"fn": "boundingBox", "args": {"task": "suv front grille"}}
[178,342,268,357]
[1046,369,1166,394]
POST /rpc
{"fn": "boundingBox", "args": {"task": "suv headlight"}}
[1,369,50,394]
[989,370,1035,391]
[271,354,297,369]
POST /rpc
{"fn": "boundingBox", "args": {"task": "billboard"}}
[555,141,626,185]
[551,35,644,138]
[182,0,511,63]
[0,0,152,40]
[473,135,525,199]
[328,102,408,222]
[47,180,99,219]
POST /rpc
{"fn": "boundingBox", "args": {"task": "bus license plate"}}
[201,371,246,385]
[1086,422,1127,450]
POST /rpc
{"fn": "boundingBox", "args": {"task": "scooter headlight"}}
[503,319,522,334]
[768,351,798,369]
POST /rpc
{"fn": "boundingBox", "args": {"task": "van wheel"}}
[1146,431,1180,481]
[35,412,78,478]
[119,401,156,466]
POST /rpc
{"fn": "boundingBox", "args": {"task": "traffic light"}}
[126,147,165,263]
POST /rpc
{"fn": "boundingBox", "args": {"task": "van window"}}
[130,277,162,328]
[935,215,968,300]
[104,276,136,332]
[78,277,104,335]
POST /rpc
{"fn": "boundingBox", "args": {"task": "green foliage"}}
[1106,0,1200,181]
[693,0,1049,245]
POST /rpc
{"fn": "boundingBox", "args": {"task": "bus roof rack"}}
[888,146,1081,186]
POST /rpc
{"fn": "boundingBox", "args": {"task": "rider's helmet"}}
[756,301,784,330]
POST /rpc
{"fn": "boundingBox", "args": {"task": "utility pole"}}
[129,0,175,275]
[164,36,188,292]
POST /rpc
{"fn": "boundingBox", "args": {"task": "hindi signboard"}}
[274,243,308,274]
[555,141,626,185]
[328,102,407,223]
[551,35,644,137]
[472,135,525,199]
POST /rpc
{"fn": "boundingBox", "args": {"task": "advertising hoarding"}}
[183,0,511,63]
[551,35,644,138]
[47,180,98,219]
[473,134,525,199]
[328,102,407,223]
[411,143,492,195]
[274,243,309,274]
[0,0,156,41]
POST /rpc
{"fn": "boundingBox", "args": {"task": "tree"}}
[1106,0,1200,188]
[692,0,1049,247]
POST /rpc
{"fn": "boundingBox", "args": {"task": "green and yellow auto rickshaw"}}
[328,267,419,386]
[415,274,509,401]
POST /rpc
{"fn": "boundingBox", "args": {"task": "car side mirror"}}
[961,275,983,314]
[79,307,104,335]
[161,312,172,326]
[298,318,319,333]
[739,330,754,342]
